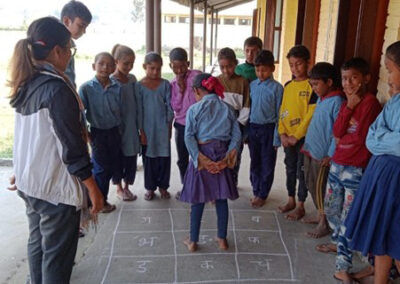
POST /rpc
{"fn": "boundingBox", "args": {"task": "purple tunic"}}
[179,140,239,204]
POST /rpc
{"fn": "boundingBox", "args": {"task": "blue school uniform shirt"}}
[136,79,174,158]
[366,93,400,157]
[249,77,283,147]
[111,74,140,156]
[185,94,242,168]
[79,76,121,130]
[302,91,344,160]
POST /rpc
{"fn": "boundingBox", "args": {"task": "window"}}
[223,18,235,25]
[194,17,203,24]
[178,16,189,24]
[238,18,251,26]
[164,15,176,23]
[264,0,284,62]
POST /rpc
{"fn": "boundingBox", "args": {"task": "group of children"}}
[55,1,400,282]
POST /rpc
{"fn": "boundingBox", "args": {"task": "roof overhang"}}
[170,0,254,12]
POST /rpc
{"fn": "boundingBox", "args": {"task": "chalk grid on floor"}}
[100,206,297,284]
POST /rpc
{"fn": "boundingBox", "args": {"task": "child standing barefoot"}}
[344,41,400,284]
[136,52,174,200]
[179,73,241,252]
[110,44,139,201]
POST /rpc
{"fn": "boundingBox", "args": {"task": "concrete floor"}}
[0,146,395,284]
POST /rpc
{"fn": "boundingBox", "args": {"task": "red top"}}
[332,93,382,168]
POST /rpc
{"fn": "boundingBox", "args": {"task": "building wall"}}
[314,0,339,63]
[377,0,400,103]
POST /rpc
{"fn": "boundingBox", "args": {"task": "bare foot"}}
[216,237,229,250]
[278,198,296,213]
[315,243,337,254]
[183,238,197,252]
[351,265,374,281]
[144,190,155,201]
[122,187,137,201]
[306,220,331,238]
[116,183,124,199]
[251,197,266,208]
[286,206,305,221]
[301,214,320,224]
[334,270,354,284]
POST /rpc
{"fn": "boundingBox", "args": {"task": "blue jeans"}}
[324,162,363,272]
[18,191,80,284]
[190,199,228,242]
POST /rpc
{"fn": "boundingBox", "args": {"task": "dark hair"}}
[286,45,310,61]
[386,41,400,67]
[169,47,188,61]
[341,57,370,76]
[254,50,274,67]
[111,44,135,60]
[217,47,238,65]
[61,0,92,23]
[309,62,341,87]
[144,52,163,65]
[244,36,263,50]
[8,17,71,99]
[94,52,114,63]
[192,73,212,92]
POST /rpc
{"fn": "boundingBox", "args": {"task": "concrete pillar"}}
[210,7,214,65]
[189,0,194,68]
[202,0,207,71]
[154,0,161,54]
[145,0,154,52]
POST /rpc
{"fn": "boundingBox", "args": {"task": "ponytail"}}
[8,38,36,99]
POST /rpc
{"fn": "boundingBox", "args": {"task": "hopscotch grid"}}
[274,212,295,280]
[107,208,297,283]
[230,209,241,280]
[116,229,280,234]
[101,252,289,258]
[100,203,125,284]
[168,208,178,284]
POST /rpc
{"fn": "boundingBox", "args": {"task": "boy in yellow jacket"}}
[278,45,317,220]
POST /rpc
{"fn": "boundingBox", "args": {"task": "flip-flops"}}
[144,191,155,201]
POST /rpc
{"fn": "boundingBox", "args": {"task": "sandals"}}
[159,188,171,199]
[101,202,116,213]
[144,191,155,201]
[315,243,337,254]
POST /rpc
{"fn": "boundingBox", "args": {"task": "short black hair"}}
[244,36,263,50]
[341,57,370,76]
[192,73,211,91]
[217,47,238,65]
[386,41,400,67]
[94,52,114,63]
[169,47,188,61]
[61,1,92,24]
[309,62,341,88]
[144,51,163,65]
[254,50,274,67]
[286,45,310,61]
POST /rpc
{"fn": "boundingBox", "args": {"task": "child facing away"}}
[343,41,400,284]
[217,47,250,186]
[278,45,317,220]
[110,44,139,201]
[247,50,283,208]
[61,0,92,87]
[302,62,344,238]
[179,73,241,252]
[235,36,263,82]
[169,47,201,193]
[79,52,121,213]
[316,57,381,283]
[136,52,174,201]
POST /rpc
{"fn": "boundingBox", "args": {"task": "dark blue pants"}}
[174,122,189,184]
[90,127,121,202]
[190,199,228,242]
[248,123,277,199]
[18,191,80,284]
[283,138,308,202]
[142,145,171,191]
[112,154,137,185]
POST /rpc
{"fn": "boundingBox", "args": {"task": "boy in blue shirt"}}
[61,0,92,87]
[248,50,283,208]
[302,62,344,238]
[79,52,121,213]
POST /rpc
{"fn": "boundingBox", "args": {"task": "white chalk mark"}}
[136,260,152,273]
[273,212,295,280]
[142,216,151,224]
[198,234,212,245]
[168,208,178,284]
[102,252,288,258]
[230,209,241,279]
[100,203,124,284]
[250,258,272,270]
[116,229,279,234]
[200,260,214,270]
[136,236,158,247]
[251,216,261,223]
[248,236,260,244]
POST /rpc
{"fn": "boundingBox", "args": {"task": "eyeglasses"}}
[70,47,77,57]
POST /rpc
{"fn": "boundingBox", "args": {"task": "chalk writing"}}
[251,216,261,223]
[141,217,151,224]
[250,259,272,271]
[200,260,214,270]
[134,236,159,247]
[136,260,152,273]
[248,236,260,244]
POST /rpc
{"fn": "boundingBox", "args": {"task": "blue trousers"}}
[90,127,121,202]
[174,122,189,184]
[142,145,171,191]
[190,199,229,242]
[112,154,137,185]
[283,138,308,202]
[18,191,80,284]
[248,123,277,199]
